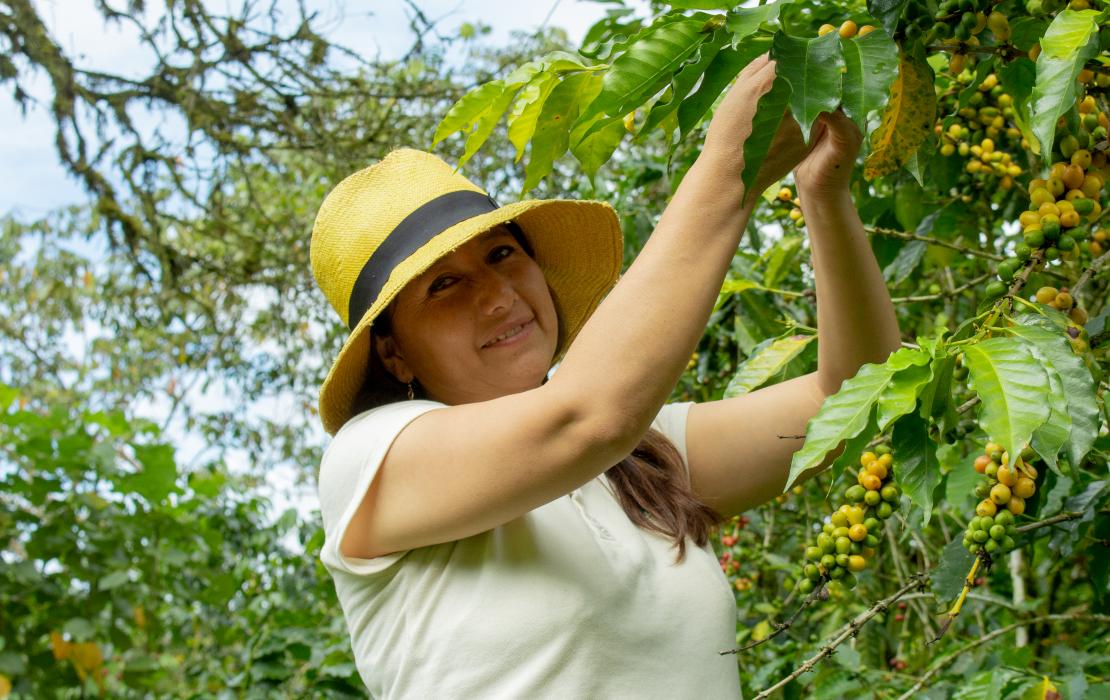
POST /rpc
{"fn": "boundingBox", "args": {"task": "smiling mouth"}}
[483,320,533,348]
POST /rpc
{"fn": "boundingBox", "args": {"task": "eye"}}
[489,244,516,262]
[428,275,457,294]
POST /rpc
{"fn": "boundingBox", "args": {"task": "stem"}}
[896,613,1110,700]
[721,581,826,655]
[751,575,929,700]
[932,555,982,643]
[1010,549,1028,647]
[1072,247,1110,297]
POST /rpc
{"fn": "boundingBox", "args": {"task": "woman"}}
[312,55,901,698]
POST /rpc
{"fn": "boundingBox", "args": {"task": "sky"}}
[0,0,633,218]
[1,0,644,526]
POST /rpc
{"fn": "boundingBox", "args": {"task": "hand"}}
[702,54,810,201]
[793,110,863,197]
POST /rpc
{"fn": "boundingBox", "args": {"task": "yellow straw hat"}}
[311,148,624,434]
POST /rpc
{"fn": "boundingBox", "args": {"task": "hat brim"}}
[317,198,623,434]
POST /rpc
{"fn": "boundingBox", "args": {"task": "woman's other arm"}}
[685,110,902,518]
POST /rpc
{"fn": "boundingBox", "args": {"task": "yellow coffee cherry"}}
[839,20,858,38]
[818,23,836,36]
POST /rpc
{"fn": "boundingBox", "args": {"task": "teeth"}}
[487,323,524,346]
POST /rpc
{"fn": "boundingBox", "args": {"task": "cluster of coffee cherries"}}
[817,20,876,39]
[772,185,806,229]
[930,0,1011,73]
[1017,97,1109,256]
[1033,285,1089,324]
[936,72,1024,189]
[798,446,901,594]
[962,442,1038,557]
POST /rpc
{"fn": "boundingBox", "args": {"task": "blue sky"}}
[0,0,631,218]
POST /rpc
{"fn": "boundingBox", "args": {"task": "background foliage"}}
[1,0,1109,697]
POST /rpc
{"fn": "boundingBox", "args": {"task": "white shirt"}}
[317,400,741,699]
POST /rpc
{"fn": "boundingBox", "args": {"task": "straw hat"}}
[310,148,624,434]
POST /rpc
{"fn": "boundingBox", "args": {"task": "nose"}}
[474,266,517,316]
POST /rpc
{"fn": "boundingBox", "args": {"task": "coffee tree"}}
[437,0,1110,696]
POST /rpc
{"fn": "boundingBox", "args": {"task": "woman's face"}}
[374,225,559,405]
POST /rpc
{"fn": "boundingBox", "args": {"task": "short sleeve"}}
[649,401,695,474]
[317,399,445,576]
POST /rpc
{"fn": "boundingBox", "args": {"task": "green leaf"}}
[892,412,941,526]
[725,0,792,48]
[570,115,626,178]
[963,337,1052,459]
[944,449,982,508]
[99,570,131,590]
[841,28,900,133]
[719,277,762,296]
[1029,10,1099,154]
[507,72,561,162]
[665,0,736,8]
[761,235,804,288]
[641,32,728,137]
[432,81,507,146]
[523,72,603,193]
[1009,322,1101,469]
[998,57,1038,151]
[769,31,845,140]
[677,36,771,136]
[864,46,936,179]
[866,0,911,38]
[120,443,179,504]
[459,87,517,169]
[932,538,975,602]
[724,334,815,398]
[882,240,927,286]
[877,352,933,430]
[786,360,899,489]
[740,73,793,196]
[586,15,710,119]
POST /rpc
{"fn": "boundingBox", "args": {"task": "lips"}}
[482,318,534,348]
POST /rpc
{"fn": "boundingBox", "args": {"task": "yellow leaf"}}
[752,619,773,642]
[0,674,11,699]
[69,642,103,681]
[864,49,936,180]
[133,606,147,629]
[1026,676,1060,700]
[50,631,70,661]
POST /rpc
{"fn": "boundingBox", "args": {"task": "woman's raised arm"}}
[341,57,810,559]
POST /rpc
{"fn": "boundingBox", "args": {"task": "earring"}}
[406,382,415,401]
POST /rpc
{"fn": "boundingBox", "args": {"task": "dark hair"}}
[355,223,723,563]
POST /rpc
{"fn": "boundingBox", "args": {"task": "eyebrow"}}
[424,227,513,276]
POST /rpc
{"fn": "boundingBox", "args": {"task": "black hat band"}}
[347,190,500,330]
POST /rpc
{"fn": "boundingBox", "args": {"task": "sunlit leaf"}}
[585,15,711,120]
[724,334,815,397]
[786,360,899,489]
[963,337,1052,459]
[1029,10,1099,154]
[864,47,936,179]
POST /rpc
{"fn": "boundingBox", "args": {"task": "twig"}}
[896,613,1110,700]
[751,574,929,700]
[777,434,806,439]
[867,226,1003,261]
[892,271,994,303]
[720,581,825,655]
[1072,248,1110,297]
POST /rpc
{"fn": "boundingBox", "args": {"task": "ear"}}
[373,333,414,384]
